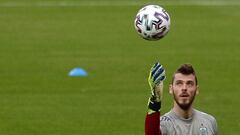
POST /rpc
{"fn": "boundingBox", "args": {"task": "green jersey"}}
[160,109,218,135]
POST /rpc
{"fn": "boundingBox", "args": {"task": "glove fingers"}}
[155,74,166,85]
[153,62,160,68]
[153,67,164,82]
[151,63,161,77]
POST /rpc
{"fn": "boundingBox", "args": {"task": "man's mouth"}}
[180,93,189,97]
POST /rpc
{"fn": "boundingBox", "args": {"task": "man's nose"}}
[182,84,187,91]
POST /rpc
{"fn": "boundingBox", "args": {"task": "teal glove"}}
[147,62,166,114]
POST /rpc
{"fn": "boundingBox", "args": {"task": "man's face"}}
[170,73,198,110]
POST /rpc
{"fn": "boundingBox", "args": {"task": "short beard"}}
[173,91,196,110]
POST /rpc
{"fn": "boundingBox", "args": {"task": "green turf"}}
[0,1,239,135]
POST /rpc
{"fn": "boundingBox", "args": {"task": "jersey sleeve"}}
[211,116,218,135]
[145,112,162,135]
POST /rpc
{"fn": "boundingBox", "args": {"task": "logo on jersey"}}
[160,116,171,122]
[200,127,208,135]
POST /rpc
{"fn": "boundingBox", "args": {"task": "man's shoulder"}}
[160,111,176,132]
[160,111,174,123]
[194,109,218,134]
[194,109,217,122]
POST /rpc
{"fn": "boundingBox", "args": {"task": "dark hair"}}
[171,63,198,85]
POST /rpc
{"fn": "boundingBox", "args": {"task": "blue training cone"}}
[69,67,88,77]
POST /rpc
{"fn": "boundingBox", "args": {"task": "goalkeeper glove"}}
[147,62,166,114]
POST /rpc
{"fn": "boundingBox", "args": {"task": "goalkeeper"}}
[145,62,218,135]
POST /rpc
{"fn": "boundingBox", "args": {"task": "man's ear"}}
[169,84,173,95]
[196,85,199,95]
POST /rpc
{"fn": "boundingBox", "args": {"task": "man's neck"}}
[172,103,193,119]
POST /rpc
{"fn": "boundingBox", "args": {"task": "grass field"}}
[0,0,239,135]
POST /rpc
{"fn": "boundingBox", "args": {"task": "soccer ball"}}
[134,5,171,40]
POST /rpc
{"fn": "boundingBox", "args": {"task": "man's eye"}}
[187,82,194,86]
[176,82,182,85]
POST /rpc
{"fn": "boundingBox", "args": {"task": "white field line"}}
[0,1,240,7]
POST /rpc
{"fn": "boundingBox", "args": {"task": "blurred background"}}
[0,0,239,134]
